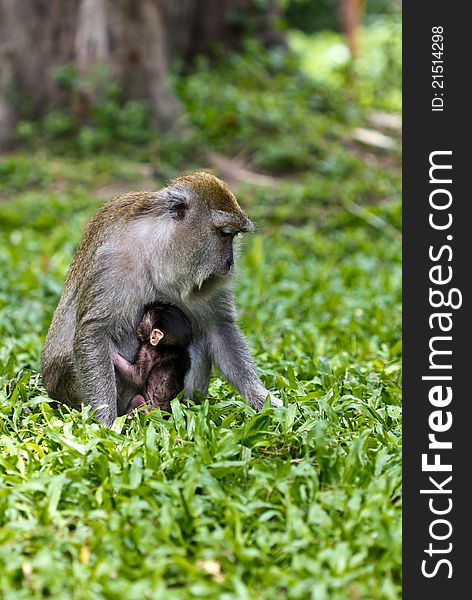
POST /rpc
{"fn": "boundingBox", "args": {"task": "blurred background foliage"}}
[0,1,401,598]
[285,0,400,32]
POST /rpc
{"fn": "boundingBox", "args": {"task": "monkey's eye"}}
[220,226,236,237]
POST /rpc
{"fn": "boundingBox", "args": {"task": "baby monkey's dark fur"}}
[113,304,192,413]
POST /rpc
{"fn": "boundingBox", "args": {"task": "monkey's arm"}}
[208,320,281,410]
[113,349,154,387]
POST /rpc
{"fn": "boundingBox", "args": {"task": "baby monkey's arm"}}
[113,346,156,387]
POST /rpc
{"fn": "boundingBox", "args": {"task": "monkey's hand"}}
[207,321,282,412]
[247,387,283,411]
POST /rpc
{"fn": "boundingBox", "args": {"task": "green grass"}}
[289,16,402,112]
[0,20,401,599]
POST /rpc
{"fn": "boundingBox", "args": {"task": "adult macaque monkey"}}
[41,172,281,427]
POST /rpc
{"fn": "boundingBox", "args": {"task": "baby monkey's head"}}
[137,304,193,349]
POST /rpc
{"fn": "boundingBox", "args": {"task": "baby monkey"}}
[113,304,193,414]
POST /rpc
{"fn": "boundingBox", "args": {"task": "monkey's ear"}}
[165,190,187,220]
[150,329,164,346]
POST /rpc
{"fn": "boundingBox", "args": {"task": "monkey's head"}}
[161,172,254,294]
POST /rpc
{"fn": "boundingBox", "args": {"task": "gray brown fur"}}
[41,171,281,427]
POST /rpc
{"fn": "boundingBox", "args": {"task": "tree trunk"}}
[162,0,285,63]
[0,0,284,148]
[339,0,365,57]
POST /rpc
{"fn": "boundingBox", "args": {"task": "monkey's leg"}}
[208,322,282,410]
[74,325,118,427]
[184,336,212,401]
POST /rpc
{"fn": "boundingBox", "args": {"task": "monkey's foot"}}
[127,394,153,414]
[270,395,283,408]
